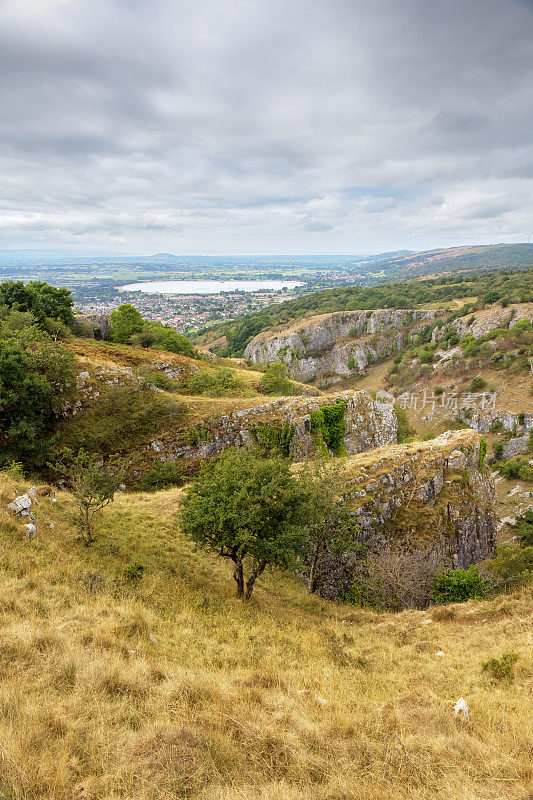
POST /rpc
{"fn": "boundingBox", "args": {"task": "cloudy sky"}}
[1,0,533,255]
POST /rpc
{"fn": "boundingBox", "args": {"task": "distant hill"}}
[358,243,533,282]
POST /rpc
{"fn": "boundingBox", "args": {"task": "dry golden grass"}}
[0,473,531,800]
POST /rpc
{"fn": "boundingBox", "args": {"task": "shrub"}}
[481,652,519,683]
[181,367,247,397]
[258,362,296,395]
[470,376,487,392]
[516,510,533,547]
[250,422,295,457]
[478,438,488,468]
[141,461,184,491]
[485,544,533,590]
[431,565,490,604]
[123,561,144,583]
[147,372,178,392]
[0,330,77,465]
[310,401,346,455]
[434,386,444,395]
[492,441,504,461]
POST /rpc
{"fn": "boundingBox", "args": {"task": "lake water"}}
[120,279,303,295]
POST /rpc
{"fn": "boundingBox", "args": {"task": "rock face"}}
[150,390,397,463]
[73,314,112,340]
[431,303,533,344]
[314,430,497,601]
[243,309,436,381]
[460,408,533,434]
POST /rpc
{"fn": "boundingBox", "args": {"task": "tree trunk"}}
[83,508,93,545]
[244,560,267,600]
[233,561,244,598]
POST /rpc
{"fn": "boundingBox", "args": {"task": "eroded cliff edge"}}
[314,429,497,601]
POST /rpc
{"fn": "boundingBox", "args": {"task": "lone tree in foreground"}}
[53,448,125,544]
[180,447,311,599]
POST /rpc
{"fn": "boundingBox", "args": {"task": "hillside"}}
[1,279,532,800]
[359,243,533,282]
[197,268,533,357]
[0,471,531,800]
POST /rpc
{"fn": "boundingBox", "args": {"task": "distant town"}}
[75,287,301,333]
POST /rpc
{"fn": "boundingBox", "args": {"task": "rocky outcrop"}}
[459,408,533,434]
[313,430,497,601]
[73,313,112,340]
[432,303,533,344]
[149,390,397,463]
[244,309,436,381]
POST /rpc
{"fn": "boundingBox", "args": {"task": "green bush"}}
[481,652,519,683]
[470,376,487,392]
[431,565,490,604]
[0,330,77,465]
[478,438,488,468]
[516,510,533,547]
[258,362,296,395]
[486,543,533,590]
[141,461,184,491]
[492,441,504,461]
[145,372,178,392]
[250,423,295,457]
[123,561,145,583]
[310,401,346,455]
[180,367,247,397]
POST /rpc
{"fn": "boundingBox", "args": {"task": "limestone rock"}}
[7,494,32,514]
[243,309,436,381]
[312,429,497,602]
[156,389,398,463]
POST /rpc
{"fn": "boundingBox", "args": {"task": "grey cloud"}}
[0,0,532,252]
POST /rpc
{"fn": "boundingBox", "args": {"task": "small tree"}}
[180,447,309,599]
[259,362,296,396]
[53,449,125,544]
[110,304,144,344]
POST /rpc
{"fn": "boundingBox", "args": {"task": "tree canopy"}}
[0,280,74,328]
[180,447,311,598]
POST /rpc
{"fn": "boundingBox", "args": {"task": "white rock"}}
[7,494,32,514]
[436,651,445,657]
[454,697,470,718]
[149,634,158,646]
[316,696,328,704]
[24,523,36,538]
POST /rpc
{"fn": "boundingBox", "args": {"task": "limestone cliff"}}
[243,309,436,381]
[149,389,397,463]
[431,302,533,344]
[314,430,497,601]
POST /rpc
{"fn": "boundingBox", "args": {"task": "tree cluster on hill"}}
[198,268,533,357]
[109,303,197,357]
[0,279,74,336]
[0,312,76,466]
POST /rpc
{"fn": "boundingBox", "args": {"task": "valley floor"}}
[0,475,531,800]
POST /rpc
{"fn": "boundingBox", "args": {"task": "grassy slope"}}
[0,473,531,800]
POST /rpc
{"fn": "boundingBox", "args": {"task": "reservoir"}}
[120,279,304,294]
